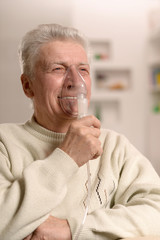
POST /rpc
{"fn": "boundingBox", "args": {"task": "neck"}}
[33,114,75,133]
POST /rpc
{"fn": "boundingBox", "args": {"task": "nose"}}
[65,65,80,90]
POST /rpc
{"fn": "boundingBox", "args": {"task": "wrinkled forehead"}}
[37,40,89,69]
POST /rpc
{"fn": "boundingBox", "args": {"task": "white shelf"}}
[148,31,160,168]
[150,85,160,93]
[90,40,131,94]
[89,40,132,130]
[91,61,130,70]
[148,56,160,66]
[150,28,160,45]
[89,39,111,61]
[90,91,124,102]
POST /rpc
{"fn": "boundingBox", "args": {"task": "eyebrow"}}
[52,61,90,67]
[41,60,90,72]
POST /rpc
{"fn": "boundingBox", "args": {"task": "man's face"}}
[26,40,91,130]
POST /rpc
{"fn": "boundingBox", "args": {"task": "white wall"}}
[0,0,74,123]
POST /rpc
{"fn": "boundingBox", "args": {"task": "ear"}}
[21,74,34,98]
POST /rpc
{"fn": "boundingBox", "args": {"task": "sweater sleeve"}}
[0,146,78,240]
[68,136,160,240]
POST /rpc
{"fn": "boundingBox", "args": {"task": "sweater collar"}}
[24,116,66,143]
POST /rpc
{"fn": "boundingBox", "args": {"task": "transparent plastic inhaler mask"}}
[59,65,88,119]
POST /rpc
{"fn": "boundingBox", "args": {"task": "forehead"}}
[38,40,88,64]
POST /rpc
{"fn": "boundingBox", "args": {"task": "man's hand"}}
[23,215,72,240]
[59,115,103,167]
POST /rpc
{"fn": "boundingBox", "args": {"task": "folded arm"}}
[0,148,77,240]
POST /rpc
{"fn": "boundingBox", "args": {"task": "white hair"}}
[18,24,89,78]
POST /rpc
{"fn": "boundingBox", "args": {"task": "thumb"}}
[23,233,33,240]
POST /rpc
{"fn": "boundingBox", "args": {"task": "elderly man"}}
[0,24,160,240]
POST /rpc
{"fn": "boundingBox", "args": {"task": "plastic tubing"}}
[74,95,91,240]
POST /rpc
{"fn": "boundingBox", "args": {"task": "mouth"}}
[58,96,78,117]
[58,96,77,100]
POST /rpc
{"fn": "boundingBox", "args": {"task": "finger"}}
[78,115,101,129]
[90,137,103,159]
[92,147,103,159]
[77,126,101,138]
[87,127,101,138]
[23,234,33,240]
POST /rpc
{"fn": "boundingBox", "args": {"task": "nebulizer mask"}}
[59,65,88,119]
[59,65,91,239]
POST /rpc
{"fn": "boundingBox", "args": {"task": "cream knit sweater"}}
[0,117,160,240]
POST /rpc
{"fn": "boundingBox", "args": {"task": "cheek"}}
[48,80,63,98]
[86,77,91,98]
[36,75,63,97]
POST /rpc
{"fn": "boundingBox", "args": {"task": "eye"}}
[52,67,66,74]
[79,67,90,76]
[49,64,67,76]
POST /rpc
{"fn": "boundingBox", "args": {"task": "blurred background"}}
[0,0,160,174]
